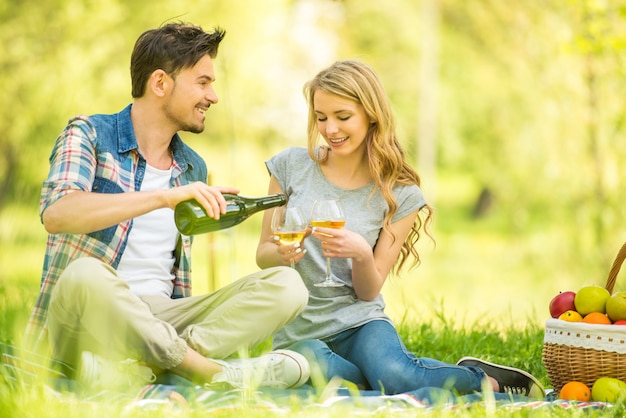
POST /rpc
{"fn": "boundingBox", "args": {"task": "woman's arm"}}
[312,209,419,301]
[353,210,419,300]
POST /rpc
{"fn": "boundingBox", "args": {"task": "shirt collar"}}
[116,104,193,172]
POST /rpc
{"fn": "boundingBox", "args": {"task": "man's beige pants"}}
[48,257,308,370]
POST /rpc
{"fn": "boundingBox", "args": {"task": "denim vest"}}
[85,104,207,266]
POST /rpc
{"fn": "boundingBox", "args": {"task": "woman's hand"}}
[312,226,380,300]
[272,227,311,266]
[311,226,370,262]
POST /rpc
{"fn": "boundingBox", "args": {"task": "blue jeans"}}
[286,320,486,395]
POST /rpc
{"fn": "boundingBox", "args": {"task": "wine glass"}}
[272,206,308,268]
[310,199,346,287]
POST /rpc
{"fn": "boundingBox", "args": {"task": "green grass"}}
[2,199,625,416]
[1,317,619,417]
[0,272,602,418]
[0,317,548,417]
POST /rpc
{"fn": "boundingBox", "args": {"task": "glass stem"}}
[326,257,332,280]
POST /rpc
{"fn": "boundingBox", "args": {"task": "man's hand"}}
[166,182,239,219]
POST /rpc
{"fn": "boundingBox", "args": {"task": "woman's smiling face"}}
[313,90,370,156]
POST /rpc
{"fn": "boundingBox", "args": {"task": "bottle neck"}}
[248,194,287,210]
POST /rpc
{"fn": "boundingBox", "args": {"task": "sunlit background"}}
[2,0,626,345]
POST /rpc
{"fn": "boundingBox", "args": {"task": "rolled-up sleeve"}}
[39,116,97,220]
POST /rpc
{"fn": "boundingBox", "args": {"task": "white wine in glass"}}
[310,199,346,287]
[272,206,308,269]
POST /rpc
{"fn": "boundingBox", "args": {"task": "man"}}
[24,22,309,390]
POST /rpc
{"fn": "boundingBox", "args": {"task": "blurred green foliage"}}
[2,0,626,331]
[2,0,625,243]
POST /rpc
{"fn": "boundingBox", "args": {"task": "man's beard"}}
[186,123,204,134]
[164,103,205,134]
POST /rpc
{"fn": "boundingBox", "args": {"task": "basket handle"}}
[605,242,626,293]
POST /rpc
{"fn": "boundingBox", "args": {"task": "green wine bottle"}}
[174,193,287,235]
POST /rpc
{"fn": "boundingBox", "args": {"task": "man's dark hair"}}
[130,22,226,98]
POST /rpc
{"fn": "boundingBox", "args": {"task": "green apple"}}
[606,292,626,322]
[574,285,610,316]
[591,377,626,402]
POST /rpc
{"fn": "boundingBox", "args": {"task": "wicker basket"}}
[542,242,626,393]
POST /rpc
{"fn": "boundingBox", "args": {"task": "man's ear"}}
[148,69,170,97]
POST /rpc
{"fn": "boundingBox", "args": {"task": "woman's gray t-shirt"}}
[266,147,426,349]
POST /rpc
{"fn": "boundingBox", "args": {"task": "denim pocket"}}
[86,177,125,244]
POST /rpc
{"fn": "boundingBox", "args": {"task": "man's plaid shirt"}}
[24,104,207,354]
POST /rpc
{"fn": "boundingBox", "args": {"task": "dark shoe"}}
[456,356,545,398]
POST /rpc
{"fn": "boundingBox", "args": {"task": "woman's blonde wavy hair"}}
[303,60,434,273]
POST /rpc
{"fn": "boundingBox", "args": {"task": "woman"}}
[256,60,543,398]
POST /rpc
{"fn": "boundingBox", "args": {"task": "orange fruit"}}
[560,381,591,401]
[583,312,612,324]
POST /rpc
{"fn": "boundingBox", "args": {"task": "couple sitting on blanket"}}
[23,21,544,399]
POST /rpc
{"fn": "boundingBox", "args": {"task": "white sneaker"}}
[211,349,310,389]
[77,351,156,390]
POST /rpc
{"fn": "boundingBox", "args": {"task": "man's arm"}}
[40,117,238,235]
[42,182,239,235]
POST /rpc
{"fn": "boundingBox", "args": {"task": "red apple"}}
[549,291,577,318]
[613,320,626,325]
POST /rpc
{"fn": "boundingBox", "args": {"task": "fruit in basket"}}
[582,312,612,324]
[559,381,591,401]
[574,285,610,316]
[558,310,583,322]
[549,291,577,318]
[591,377,626,402]
[606,292,626,322]
[614,320,626,325]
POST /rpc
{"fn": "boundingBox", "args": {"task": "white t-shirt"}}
[117,163,178,297]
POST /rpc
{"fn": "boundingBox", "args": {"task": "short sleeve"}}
[391,184,427,223]
[265,147,309,196]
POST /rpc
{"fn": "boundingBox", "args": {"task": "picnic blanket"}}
[127,383,611,415]
[0,343,613,415]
